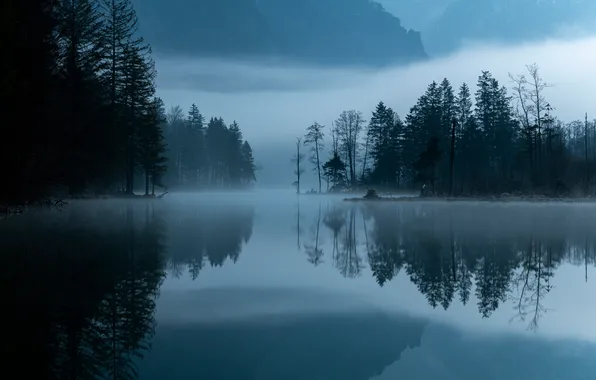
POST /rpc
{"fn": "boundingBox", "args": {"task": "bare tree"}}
[304,122,325,193]
[527,63,552,182]
[334,110,365,189]
[291,137,305,194]
[304,204,324,266]
[509,64,552,186]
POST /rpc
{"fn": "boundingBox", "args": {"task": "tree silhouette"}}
[0,202,165,379]
[303,204,325,266]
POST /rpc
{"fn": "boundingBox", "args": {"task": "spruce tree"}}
[185,103,206,184]
[304,122,325,193]
[55,0,107,194]
[138,97,167,195]
[122,44,155,193]
[100,0,149,193]
[240,141,257,185]
[227,121,244,187]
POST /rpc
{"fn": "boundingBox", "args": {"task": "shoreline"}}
[344,195,596,203]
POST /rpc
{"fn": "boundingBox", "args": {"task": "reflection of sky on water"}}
[159,193,596,343]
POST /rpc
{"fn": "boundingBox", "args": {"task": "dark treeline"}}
[161,105,257,189]
[2,0,256,205]
[297,64,596,196]
[0,202,165,379]
[301,202,596,330]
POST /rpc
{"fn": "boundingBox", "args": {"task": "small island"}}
[344,189,596,203]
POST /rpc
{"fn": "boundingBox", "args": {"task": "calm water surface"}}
[2,190,595,379]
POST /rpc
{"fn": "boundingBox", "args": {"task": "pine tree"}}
[99,0,149,193]
[456,82,482,193]
[122,44,155,193]
[55,0,107,194]
[475,71,517,190]
[323,152,347,191]
[240,141,256,185]
[368,102,402,187]
[291,137,305,194]
[304,122,325,193]
[413,137,442,195]
[205,117,228,186]
[138,97,167,195]
[227,121,244,187]
[185,103,206,184]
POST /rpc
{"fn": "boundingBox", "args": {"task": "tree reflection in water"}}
[5,198,596,378]
[0,202,166,380]
[166,204,255,280]
[299,202,596,331]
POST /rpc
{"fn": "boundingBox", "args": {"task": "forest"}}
[1,0,256,206]
[294,65,596,197]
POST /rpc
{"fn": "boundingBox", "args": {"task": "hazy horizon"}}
[155,34,596,186]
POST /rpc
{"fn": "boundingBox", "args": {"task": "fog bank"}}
[157,35,596,145]
[155,35,596,187]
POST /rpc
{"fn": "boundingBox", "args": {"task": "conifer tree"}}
[304,122,325,193]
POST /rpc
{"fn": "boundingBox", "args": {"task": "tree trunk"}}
[585,113,589,195]
[315,140,321,193]
[449,118,457,196]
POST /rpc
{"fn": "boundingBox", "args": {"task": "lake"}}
[2,190,595,379]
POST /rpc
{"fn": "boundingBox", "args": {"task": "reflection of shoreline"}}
[297,202,596,331]
[166,204,255,280]
[0,202,166,380]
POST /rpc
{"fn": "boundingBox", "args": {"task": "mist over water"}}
[3,192,596,379]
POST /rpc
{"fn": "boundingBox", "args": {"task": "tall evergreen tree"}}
[304,122,325,193]
[138,97,167,195]
[240,141,256,185]
[99,0,149,193]
[121,44,155,193]
[185,103,206,184]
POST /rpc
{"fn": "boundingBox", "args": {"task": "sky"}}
[156,35,596,145]
[154,34,596,186]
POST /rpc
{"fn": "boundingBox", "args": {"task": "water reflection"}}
[0,202,165,379]
[166,204,254,279]
[298,202,596,330]
[1,196,595,379]
[148,289,426,380]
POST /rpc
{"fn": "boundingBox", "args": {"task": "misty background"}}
[129,0,596,188]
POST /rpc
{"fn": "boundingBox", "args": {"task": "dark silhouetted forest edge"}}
[2,0,257,208]
[344,194,596,203]
[292,64,596,199]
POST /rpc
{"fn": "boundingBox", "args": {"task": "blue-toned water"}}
[2,191,595,379]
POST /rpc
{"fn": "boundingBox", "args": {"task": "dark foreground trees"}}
[303,65,595,196]
[1,0,167,202]
[0,203,166,379]
[1,0,257,204]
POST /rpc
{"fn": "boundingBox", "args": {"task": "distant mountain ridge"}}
[133,0,427,66]
[379,0,596,56]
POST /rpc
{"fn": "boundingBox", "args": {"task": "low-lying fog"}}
[155,36,596,187]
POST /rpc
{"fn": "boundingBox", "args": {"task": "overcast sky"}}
[153,35,596,186]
